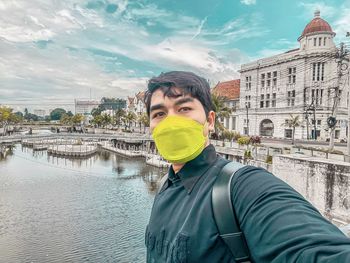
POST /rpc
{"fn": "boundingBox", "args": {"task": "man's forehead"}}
[150,88,194,104]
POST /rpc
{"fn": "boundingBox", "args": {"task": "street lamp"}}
[245,102,249,136]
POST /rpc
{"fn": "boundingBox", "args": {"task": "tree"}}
[91,107,102,117]
[91,115,103,128]
[282,114,301,145]
[66,111,74,117]
[114,108,126,128]
[139,112,150,133]
[60,114,72,125]
[124,111,136,130]
[0,106,21,134]
[72,114,84,125]
[101,113,112,128]
[211,93,232,136]
[50,108,66,121]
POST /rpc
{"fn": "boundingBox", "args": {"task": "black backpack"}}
[158,161,252,262]
[212,161,251,263]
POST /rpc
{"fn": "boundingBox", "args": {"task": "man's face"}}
[149,88,215,139]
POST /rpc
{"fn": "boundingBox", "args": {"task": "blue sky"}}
[0,0,349,112]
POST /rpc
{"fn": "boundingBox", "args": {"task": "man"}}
[144,71,350,262]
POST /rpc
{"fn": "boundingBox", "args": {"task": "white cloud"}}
[298,2,336,18]
[0,0,260,109]
[240,0,256,5]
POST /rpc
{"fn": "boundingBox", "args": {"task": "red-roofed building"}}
[212,80,240,101]
[212,79,240,131]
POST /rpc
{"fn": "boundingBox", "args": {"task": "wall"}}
[273,154,350,224]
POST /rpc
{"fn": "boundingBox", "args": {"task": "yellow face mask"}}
[152,115,207,164]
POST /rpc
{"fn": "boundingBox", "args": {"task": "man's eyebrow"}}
[150,103,166,113]
[174,97,194,106]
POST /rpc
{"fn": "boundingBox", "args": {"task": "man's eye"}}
[152,112,165,119]
[179,107,191,112]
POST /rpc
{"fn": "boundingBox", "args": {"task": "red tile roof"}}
[212,79,240,100]
[300,11,334,39]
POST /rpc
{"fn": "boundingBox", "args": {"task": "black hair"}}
[144,71,214,117]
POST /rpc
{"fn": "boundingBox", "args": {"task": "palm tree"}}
[114,109,126,129]
[101,113,112,129]
[282,114,301,145]
[139,112,150,133]
[211,93,232,136]
[124,112,137,131]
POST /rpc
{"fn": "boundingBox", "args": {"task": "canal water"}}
[0,145,164,263]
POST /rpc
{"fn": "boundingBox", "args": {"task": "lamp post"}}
[245,102,249,136]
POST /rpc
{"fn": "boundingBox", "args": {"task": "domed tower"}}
[298,10,336,51]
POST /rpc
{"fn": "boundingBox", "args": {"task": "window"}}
[313,62,325,81]
[319,37,322,46]
[272,93,276,107]
[317,120,321,125]
[288,67,296,84]
[285,129,292,138]
[261,73,265,88]
[314,38,317,46]
[266,100,270,108]
[324,37,326,46]
[312,88,324,106]
[335,130,340,139]
[273,71,277,86]
[246,76,252,91]
[260,94,264,108]
[245,95,251,108]
[231,117,236,130]
[225,117,229,129]
[287,90,296,106]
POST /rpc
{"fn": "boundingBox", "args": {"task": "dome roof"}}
[299,10,335,40]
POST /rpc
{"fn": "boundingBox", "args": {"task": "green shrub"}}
[237,136,250,146]
[266,155,273,164]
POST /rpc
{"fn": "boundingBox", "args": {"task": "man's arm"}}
[231,166,350,262]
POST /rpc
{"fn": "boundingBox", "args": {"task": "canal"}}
[0,144,164,263]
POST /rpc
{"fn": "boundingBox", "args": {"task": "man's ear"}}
[207,111,216,132]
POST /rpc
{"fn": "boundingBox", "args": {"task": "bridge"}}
[0,132,152,145]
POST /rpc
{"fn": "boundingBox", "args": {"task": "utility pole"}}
[304,112,309,140]
[346,33,350,156]
[306,98,317,140]
[329,43,348,151]
[245,103,249,136]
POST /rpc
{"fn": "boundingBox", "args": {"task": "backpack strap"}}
[212,161,251,263]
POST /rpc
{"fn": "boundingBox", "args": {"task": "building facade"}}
[212,79,240,132]
[74,99,100,116]
[237,10,349,141]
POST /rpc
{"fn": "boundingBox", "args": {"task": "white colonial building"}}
[237,10,349,141]
[127,91,146,115]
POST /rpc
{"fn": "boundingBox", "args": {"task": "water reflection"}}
[0,144,166,262]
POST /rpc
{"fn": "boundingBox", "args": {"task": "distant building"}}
[127,91,146,115]
[75,99,100,116]
[33,109,46,117]
[212,79,240,131]
[238,10,349,141]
